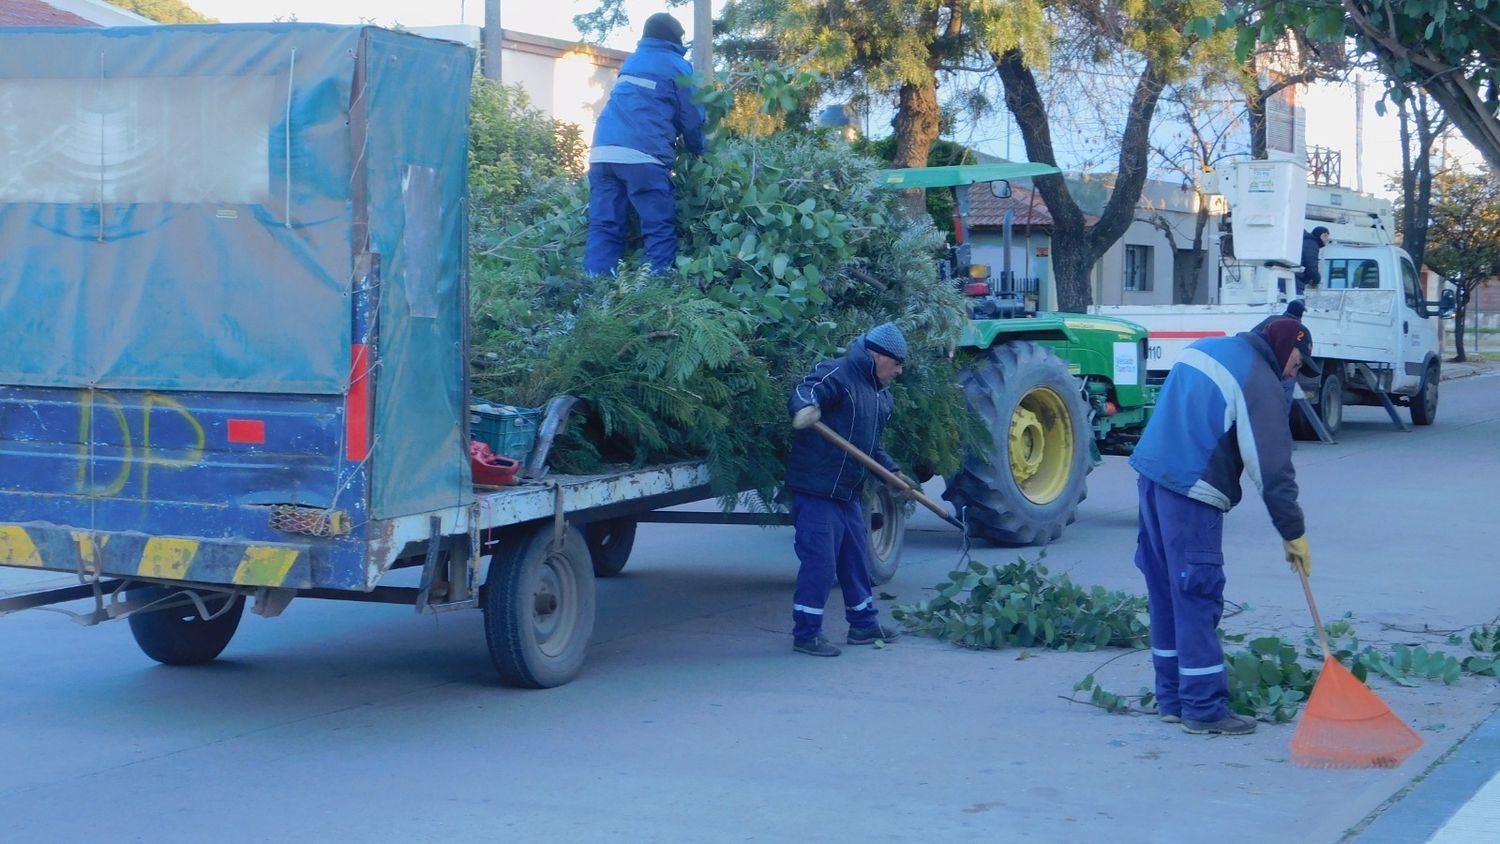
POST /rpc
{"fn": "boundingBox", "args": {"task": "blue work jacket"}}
[591,37,706,166]
[785,340,900,502]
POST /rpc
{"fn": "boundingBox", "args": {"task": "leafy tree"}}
[712,0,1049,216]
[115,0,215,23]
[1243,0,1500,173]
[993,1,1227,311]
[1422,168,1500,362]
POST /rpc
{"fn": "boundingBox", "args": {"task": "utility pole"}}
[1355,75,1365,192]
[482,0,502,82]
[693,0,712,78]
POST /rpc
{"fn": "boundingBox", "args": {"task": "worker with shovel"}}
[1128,318,1318,735]
[785,323,910,657]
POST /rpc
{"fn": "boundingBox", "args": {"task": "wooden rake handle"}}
[809,421,965,531]
[1298,568,1332,660]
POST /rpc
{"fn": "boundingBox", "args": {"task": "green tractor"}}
[878,164,1155,545]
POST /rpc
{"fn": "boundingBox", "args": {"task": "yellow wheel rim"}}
[1007,387,1075,505]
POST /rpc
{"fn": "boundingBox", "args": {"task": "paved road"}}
[3,375,1498,843]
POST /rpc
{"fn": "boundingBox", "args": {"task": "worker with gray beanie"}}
[784,323,910,657]
[584,12,706,277]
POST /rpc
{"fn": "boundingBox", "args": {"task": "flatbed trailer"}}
[0,24,917,688]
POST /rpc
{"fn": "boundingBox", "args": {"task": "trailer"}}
[0,24,912,688]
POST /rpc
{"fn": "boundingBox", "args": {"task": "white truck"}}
[1094,159,1454,438]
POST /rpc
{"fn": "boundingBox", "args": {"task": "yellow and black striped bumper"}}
[0,524,311,589]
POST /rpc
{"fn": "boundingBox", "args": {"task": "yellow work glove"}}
[792,405,822,430]
[1284,536,1312,576]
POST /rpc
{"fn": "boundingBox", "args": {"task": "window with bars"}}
[1124,244,1152,292]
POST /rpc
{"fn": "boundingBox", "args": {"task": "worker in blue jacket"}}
[1129,318,1317,735]
[786,323,909,657]
[583,13,706,277]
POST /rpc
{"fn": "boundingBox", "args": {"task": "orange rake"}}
[1291,569,1424,768]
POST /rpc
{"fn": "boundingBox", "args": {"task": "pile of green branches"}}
[467,69,977,498]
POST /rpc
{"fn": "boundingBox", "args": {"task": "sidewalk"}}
[1440,360,1500,381]
[1354,706,1500,842]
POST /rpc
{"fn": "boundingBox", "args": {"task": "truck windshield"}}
[1325,258,1382,290]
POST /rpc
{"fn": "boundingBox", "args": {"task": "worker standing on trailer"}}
[583,12,706,277]
[785,323,909,657]
[1128,318,1318,735]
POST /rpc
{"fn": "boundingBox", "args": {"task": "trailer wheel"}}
[944,343,1091,546]
[585,517,638,578]
[484,524,596,688]
[863,482,906,586]
[127,587,245,666]
[1411,361,1439,426]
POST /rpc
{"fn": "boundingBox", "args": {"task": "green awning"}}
[873,162,1061,190]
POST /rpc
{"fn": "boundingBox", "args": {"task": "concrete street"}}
[2,373,1497,843]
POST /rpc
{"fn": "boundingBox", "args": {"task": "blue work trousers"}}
[1134,476,1229,722]
[584,162,677,276]
[791,494,879,642]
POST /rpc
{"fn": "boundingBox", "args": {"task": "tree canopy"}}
[115,0,214,24]
[1422,167,1500,361]
[1241,0,1500,172]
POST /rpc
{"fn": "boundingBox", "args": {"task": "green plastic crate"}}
[470,403,541,461]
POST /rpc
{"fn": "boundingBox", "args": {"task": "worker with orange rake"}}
[1127,319,1317,736]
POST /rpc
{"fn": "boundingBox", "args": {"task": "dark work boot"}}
[793,636,841,657]
[1181,713,1257,735]
[847,624,901,645]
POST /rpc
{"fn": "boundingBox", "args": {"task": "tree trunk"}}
[1247,90,1268,159]
[993,50,1167,312]
[893,79,942,219]
[1396,90,1439,269]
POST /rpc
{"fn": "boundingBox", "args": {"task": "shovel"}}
[809,421,965,531]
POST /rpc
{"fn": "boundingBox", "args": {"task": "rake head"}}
[1291,656,1424,769]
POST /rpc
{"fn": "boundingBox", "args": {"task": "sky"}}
[186,1,1472,197]
[188,0,671,51]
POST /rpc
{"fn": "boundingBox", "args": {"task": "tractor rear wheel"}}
[943,343,1091,546]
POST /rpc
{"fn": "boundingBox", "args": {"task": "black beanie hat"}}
[1283,300,1306,320]
[643,13,685,45]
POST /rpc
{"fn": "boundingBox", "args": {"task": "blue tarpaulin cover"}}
[0,24,475,518]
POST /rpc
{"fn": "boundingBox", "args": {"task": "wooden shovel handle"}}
[810,421,964,530]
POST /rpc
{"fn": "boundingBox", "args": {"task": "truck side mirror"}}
[1438,289,1456,317]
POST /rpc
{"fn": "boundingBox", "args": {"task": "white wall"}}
[413,25,622,143]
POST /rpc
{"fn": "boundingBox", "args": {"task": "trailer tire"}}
[127,587,244,666]
[943,343,1091,546]
[863,483,906,586]
[1411,361,1439,426]
[585,517,638,578]
[484,524,596,689]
